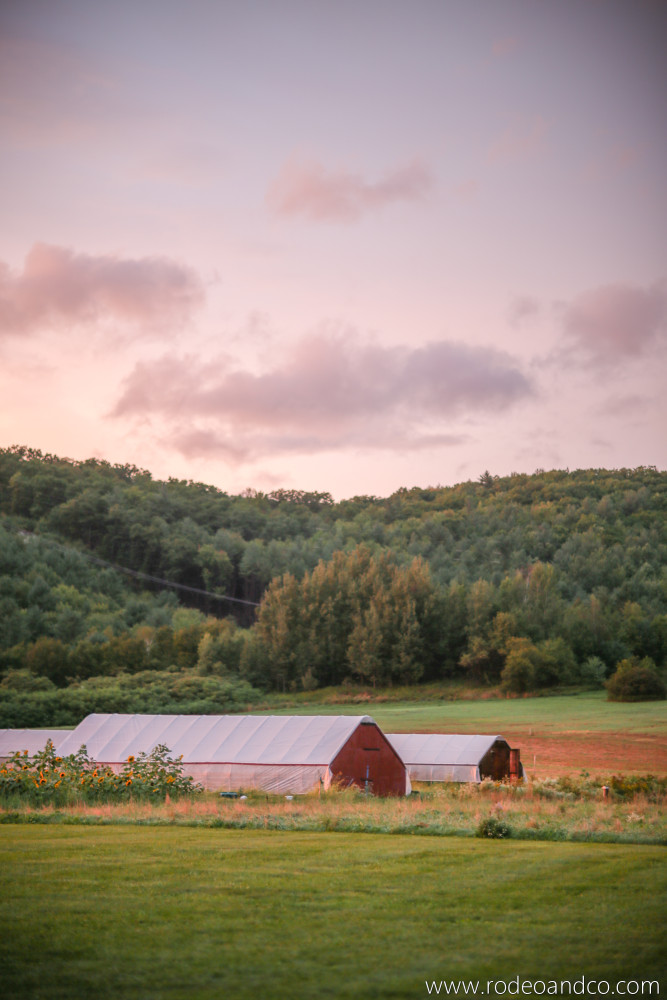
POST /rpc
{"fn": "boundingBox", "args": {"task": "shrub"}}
[500,637,537,693]
[606,657,666,702]
[577,656,607,687]
[0,668,56,693]
[476,816,513,839]
[609,774,667,801]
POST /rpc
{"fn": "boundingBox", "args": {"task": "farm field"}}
[2,826,666,1000]
[261,693,667,776]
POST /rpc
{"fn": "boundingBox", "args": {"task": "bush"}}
[609,774,667,801]
[577,656,607,687]
[606,657,666,702]
[500,638,537,693]
[0,669,262,727]
[0,668,56,693]
[476,816,513,839]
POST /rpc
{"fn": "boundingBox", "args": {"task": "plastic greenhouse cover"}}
[0,729,70,758]
[56,713,377,766]
[385,734,507,782]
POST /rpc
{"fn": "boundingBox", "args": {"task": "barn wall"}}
[330,721,408,796]
[479,740,512,780]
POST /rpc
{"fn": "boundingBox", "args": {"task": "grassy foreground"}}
[2,827,666,1000]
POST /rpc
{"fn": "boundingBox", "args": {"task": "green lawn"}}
[2,827,665,1000]
[261,691,667,735]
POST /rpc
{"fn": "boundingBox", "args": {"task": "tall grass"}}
[3,774,666,844]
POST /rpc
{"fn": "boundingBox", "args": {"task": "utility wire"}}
[21,531,260,607]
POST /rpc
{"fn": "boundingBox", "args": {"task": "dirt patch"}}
[502,732,667,778]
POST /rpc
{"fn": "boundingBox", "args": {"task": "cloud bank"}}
[111,331,532,462]
[267,157,434,222]
[562,280,667,363]
[0,243,204,336]
[510,279,667,374]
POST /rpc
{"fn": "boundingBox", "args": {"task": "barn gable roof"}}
[56,713,377,765]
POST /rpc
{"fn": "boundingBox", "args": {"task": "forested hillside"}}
[1,445,665,724]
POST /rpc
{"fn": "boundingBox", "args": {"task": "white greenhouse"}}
[0,729,70,762]
[55,713,411,795]
[385,733,523,783]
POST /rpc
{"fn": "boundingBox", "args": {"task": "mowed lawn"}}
[2,827,665,1000]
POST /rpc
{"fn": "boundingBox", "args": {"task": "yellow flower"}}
[55,780,61,788]
[127,755,135,763]
[125,778,132,786]
[166,776,175,783]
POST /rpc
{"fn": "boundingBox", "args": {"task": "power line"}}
[21,531,260,607]
[86,555,261,607]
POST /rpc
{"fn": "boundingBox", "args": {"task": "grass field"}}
[3,693,666,998]
[259,692,667,776]
[2,826,666,1000]
[260,691,666,734]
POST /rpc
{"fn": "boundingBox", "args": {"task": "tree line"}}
[0,446,665,724]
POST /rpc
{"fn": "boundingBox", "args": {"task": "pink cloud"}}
[488,115,548,164]
[0,243,204,336]
[582,142,641,184]
[110,331,531,462]
[492,36,519,58]
[562,280,667,362]
[453,179,479,202]
[508,295,541,327]
[267,157,434,222]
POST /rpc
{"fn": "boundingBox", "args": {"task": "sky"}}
[1,0,666,500]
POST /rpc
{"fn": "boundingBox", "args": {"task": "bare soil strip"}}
[503,732,667,777]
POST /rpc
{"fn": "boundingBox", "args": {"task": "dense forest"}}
[1,445,665,725]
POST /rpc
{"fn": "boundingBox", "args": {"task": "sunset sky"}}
[1,0,665,499]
